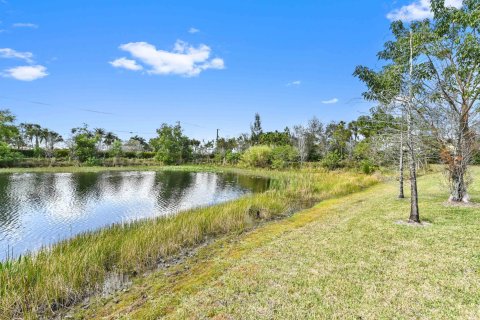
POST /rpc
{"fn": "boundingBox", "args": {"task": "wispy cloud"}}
[321,98,339,104]
[286,80,301,86]
[110,40,225,77]
[387,0,462,22]
[2,65,48,81]
[12,22,38,28]
[109,57,143,71]
[0,48,34,63]
[188,27,200,34]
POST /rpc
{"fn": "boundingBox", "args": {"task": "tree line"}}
[0,107,423,171]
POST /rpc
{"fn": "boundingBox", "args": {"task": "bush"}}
[72,134,98,162]
[140,151,156,159]
[123,151,155,159]
[0,143,23,167]
[84,157,102,167]
[241,145,272,168]
[33,147,45,158]
[226,151,241,165]
[14,149,36,157]
[321,151,343,170]
[352,140,370,161]
[359,159,375,174]
[54,149,70,159]
[271,145,299,169]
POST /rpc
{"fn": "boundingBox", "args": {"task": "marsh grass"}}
[0,166,378,318]
[71,167,480,319]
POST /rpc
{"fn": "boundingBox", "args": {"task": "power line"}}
[0,95,118,116]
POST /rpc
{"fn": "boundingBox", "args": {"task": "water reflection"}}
[0,171,269,260]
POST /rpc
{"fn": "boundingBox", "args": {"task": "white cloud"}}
[0,48,34,63]
[3,65,48,81]
[111,40,225,77]
[109,57,143,71]
[287,80,301,86]
[321,98,339,104]
[188,27,200,34]
[12,22,38,28]
[387,0,463,22]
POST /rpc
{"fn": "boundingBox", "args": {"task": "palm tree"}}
[103,132,119,150]
[40,128,50,150]
[20,123,35,148]
[94,128,106,152]
[45,131,63,158]
[30,124,42,149]
[130,135,149,151]
[348,121,360,142]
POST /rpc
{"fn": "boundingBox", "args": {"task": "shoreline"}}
[0,167,380,318]
[0,165,223,174]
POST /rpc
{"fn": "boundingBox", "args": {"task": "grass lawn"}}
[72,167,480,319]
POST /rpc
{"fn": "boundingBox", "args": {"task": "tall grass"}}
[0,167,379,318]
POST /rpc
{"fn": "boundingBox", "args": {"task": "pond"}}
[0,170,269,260]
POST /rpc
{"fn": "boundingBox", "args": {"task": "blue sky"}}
[0,0,444,141]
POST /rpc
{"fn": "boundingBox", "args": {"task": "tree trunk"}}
[407,30,420,223]
[407,107,420,223]
[408,147,420,223]
[399,123,405,199]
[449,163,468,202]
[448,113,470,202]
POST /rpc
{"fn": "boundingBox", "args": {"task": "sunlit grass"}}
[0,166,379,318]
[71,167,480,320]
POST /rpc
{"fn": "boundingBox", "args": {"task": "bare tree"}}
[408,1,480,202]
[292,125,308,164]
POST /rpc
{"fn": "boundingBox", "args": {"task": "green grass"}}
[0,166,379,319]
[67,167,480,320]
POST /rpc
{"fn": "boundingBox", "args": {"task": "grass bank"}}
[69,167,480,319]
[0,167,379,319]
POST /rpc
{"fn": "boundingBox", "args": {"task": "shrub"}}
[72,134,99,163]
[352,140,370,161]
[54,149,70,159]
[241,145,272,168]
[271,145,299,169]
[14,149,36,157]
[84,157,102,167]
[33,147,44,158]
[359,159,375,174]
[0,142,23,167]
[226,151,241,165]
[321,151,343,170]
[140,151,156,159]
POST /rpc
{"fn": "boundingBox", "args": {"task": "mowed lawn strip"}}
[74,167,480,319]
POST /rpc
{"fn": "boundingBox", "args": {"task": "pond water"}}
[0,171,269,260]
